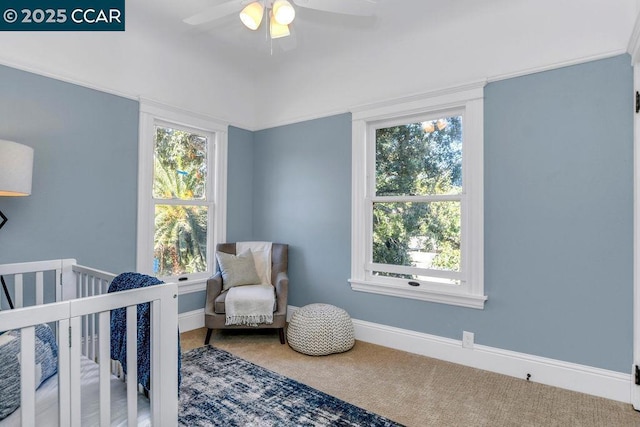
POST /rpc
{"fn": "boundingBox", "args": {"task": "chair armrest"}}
[274,271,288,314]
[205,273,223,313]
[275,271,288,293]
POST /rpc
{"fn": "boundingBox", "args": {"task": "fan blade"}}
[183,0,244,26]
[292,0,376,16]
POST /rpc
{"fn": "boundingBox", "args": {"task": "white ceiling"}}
[0,0,638,129]
[127,0,638,72]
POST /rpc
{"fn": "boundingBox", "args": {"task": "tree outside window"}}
[153,126,209,277]
[372,115,463,280]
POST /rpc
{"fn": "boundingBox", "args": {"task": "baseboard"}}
[179,309,205,332]
[287,305,631,403]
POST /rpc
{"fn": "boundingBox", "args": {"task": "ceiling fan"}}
[183,0,377,40]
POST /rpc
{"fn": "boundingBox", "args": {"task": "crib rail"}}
[0,283,179,427]
[72,264,117,362]
[0,259,118,362]
[0,259,75,308]
[0,260,179,426]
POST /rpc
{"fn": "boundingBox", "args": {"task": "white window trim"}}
[350,82,487,309]
[137,99,227,292]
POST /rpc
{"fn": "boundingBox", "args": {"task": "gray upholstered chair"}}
[204,242,289,345]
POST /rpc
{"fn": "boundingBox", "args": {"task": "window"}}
[350,84,486,308]
[137,100,227,292]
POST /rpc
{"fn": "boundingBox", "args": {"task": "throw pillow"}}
[0,323,58,420]
[216,250,262,291]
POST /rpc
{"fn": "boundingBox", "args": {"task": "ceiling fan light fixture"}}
[239,2,264,30]
[273,0,295,25]
[270,12,290,39]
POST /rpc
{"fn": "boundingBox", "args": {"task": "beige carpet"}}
[180,328,640,427]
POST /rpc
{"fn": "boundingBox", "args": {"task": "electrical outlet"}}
[462,331,474,349]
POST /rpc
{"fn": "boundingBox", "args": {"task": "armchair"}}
[204,242,289,345]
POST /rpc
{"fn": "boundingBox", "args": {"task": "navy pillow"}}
[0,324,58,420]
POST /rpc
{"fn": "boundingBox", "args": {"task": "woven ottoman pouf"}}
[287,303,355,356]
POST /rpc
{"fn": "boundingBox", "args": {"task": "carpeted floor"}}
[181,327,640,427]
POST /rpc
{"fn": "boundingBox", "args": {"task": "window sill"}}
[349,278,487,309]
[173,278,207,294]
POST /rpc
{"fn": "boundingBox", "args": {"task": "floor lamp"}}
[0,139,34,309]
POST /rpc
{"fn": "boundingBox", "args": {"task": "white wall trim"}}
[139,98,229,132]
[351,80,486,120]
[487,49,627,84]
[179,309,204,332]
[176,279,206,295]
[354,319,630,403]
[0,58,138,101]
[253,51,627,131]
[350,86,485,309]
[287,305,630,403]
[631,49,640,410]
[136,99,227,281]
[0,49,627,134]
[349,279,486,309]
[0,58,255,131]
[627,10,640,63]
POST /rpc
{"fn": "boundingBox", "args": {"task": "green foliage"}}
[373,117,462,275]
[153,127,208,276]
[153,127,206,200]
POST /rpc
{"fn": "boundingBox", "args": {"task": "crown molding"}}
[0,47,631,134]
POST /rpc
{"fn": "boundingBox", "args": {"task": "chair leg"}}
[204,328,213,345]
[278,328,285,344]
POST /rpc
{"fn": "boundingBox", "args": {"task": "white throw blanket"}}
[225,284,275,326]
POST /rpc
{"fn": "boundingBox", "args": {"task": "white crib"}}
[0,259,179,426]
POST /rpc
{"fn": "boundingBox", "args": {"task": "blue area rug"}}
[178,346,404,426]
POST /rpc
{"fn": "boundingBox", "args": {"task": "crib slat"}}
[70,316,83,427]
[83,275,89,357]
[55,267,62,302]
[20,326,36,427]
[126,305,138,427]
[99,311,111,427]
[58,319,71,427]
[35,271,44,305]
[158,285,179,425]
[92,277,99,359]
[15,274,23,308]
[88,278,95,361]
[151,298,161,422]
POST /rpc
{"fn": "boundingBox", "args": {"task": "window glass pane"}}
[153,126,207,200]
[375,116,462,196]
[154,204,208,276]
[372,201,460,272]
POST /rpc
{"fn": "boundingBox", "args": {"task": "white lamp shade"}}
[270,12,290,38]
[273,0,295,25]
[0,140,33,196]
[240,2,264,30]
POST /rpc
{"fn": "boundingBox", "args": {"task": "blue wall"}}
[252,115,353,306]
[244,55,633,373]
[227,126,255,242]
[0,64,139,274]
[483,55,633,371]
[0,55,633,372]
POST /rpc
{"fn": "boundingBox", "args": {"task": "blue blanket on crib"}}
[108,272,181,392]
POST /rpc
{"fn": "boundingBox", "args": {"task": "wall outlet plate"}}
[462,331,474,349]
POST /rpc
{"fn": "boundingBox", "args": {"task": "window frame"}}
[350,83,486,309]
[137,100,227,294]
